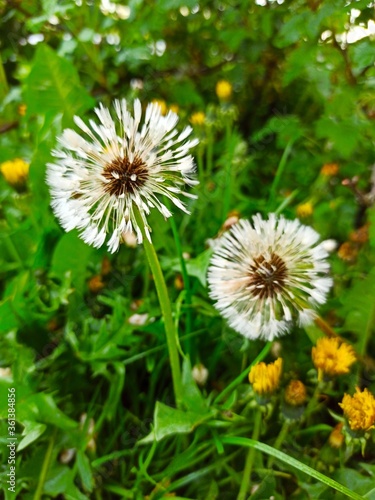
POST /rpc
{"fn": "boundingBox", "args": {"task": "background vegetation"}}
[1,0,375,498]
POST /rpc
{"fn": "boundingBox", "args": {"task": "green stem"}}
[206,124,214,178]
[305,380,326,421]
[197,145,205,186]
[168,213,193,337]
[214,342,272,405]
[222,121,233,220]
[3,233,25,268]
[237,409,262,500]
[357,301,375,357]
[267,420,290,468]
[33,428,57,500]
[268,140,294,209]
[0,52,9,100]
[314,316,338,338]
[133,207,184,408]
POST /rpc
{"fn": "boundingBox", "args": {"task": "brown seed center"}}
[102,155,148,196]
[248,253,288,298]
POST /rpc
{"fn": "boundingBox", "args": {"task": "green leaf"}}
[51,231,94,297]
[181,358,208,413]
[44,465,75,496]
[162,249,212,287]
[141,401,215,443]
[0,297,18,333]
[340,267,375,342]
[333,468,375,496]
[98,362,125,422]
[76,450,94,492]
[221,437,364,500]
[25,43,94,125]
[368,206,375,248]
[17,421,47,451]
[315,116,362,158]
[351,41,375,72]
[18,393,78,430]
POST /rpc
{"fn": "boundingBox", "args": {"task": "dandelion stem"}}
[268,139,294,209]
[206,124,214,178]
[134,207,184,408]
[168,214,193,356]
[305,380,326,421]
[237,409,262,500]
[214,342,272,405]
[267,420,290,468]
[33,428,57,500]
[222,121,234,220]
[196,145,205,186]
[314,316,338,337]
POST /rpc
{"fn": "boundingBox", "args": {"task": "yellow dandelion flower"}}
[312,337,356,379]
[0,158,29,186]
[328,422,344,448]
[190,112,205,126]
[249,358,283,396]
[169,104,179,114]
[215,80,232,101]
[151,99,168,116]
[18,104,27,116]
[321,163,339,176]
[284,380,307,406]
[339,387,375,431]
[296,201,313,218]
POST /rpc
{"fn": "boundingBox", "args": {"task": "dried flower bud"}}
[192,363,209,386]
[284,380,307,407]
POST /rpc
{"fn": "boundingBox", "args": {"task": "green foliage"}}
[1,0,375,498]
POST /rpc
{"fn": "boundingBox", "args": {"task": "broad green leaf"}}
[351,41,375,72]
[368,206,375,248]
[141,401,215,443]
[44,466,75,496]
[162,249,212,287]
[25,43,94,124]
[98,362,125,422]
[17,421,47,451]
[315,117,362,158]
[18,393,77,430]
[0,297,18,333]
[181,358,208,413]
[51,231,94,297]
[76,450,94,492]
[340,267,375,346]
[334,468,375,497]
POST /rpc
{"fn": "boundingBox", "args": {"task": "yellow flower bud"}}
[312,337,356,380]
[339,388,375,432]
[249,358,282,397]
[284,380,307,407]
[190,111,205,126]
[215,80,232,101]
[1,158,29,187]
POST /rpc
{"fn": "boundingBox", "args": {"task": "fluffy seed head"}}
[46,99,198,252]
[207,214,332,341]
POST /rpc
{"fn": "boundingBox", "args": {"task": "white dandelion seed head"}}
[46,99,198,252]
[207,214,333,341]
